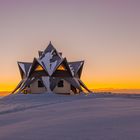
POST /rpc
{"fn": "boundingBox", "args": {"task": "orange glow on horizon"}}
[0,83,18,92]
[1,65,140,93]
[84,80,140,90]
[1,79,140,93]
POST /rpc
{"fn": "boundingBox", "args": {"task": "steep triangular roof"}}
[28,58,49,77]
[52,58,73,77]
[69,61,84,77]
[40,42,62,59]
[18,62,32,78]
[38,42,63,76]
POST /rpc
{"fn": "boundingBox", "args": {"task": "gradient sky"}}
[0,0,140,92]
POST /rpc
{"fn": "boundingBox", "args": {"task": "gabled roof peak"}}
[45,41,55,53]
[68,61,84,77]
[39,42,62,59]
[40,42,56,57]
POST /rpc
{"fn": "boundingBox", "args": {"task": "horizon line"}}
[1,88,140,93]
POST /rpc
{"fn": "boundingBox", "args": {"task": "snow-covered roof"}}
[18,62,32,77]
[69,61,84,77]
[18,43,84,78]
[12,42,90,94]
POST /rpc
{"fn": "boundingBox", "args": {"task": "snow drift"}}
[0,93,140,140]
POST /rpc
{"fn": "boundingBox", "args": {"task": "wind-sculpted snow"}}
[0,93,140,140]
[0,93,140,116]
[0,94,90,115]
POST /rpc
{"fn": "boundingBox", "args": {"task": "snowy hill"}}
[0,93,140,140]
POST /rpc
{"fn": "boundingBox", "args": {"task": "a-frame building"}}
[12,42,91,95]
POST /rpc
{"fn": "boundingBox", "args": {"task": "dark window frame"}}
[38,80,44,88]
[58,80,64,87]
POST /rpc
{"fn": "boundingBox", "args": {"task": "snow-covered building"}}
[12,42,91,95]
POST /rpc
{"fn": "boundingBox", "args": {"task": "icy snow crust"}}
[0,94,140,140]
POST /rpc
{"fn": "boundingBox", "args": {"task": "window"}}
[38,80,44,88]
[57,64,67,71]
[35,65,43,71]
[58,80,64,87]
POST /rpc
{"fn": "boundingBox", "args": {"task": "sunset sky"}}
[0,0,140,92]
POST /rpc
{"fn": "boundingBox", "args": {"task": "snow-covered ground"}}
[0,93,140,140]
